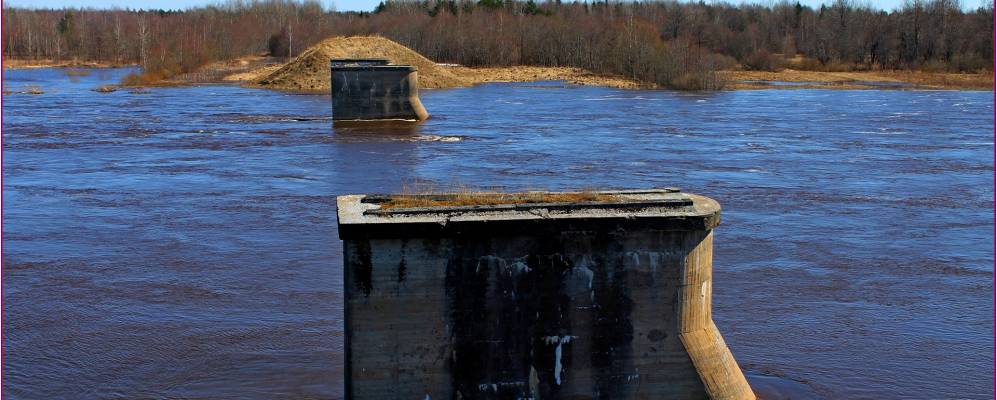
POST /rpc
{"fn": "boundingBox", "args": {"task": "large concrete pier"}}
[337,189,755,399]
[330,59,429,122]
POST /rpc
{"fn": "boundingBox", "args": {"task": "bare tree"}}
[138,16,148,68]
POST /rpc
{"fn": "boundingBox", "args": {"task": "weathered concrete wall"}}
[331,61,429,122]
[337,190,754,400]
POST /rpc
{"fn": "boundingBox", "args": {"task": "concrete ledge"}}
[338,189,722,238]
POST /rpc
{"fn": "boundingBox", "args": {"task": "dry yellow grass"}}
[727,68,992,90]
[223,63,283,81]
[199,54,276,78]
[378,191,619,209]
[159,54,282,85]
[874,70,993,89]
[453,65,643,88]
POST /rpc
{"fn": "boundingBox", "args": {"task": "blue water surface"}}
[2,68,993,399]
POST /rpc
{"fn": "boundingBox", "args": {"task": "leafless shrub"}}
[743,49,785,71]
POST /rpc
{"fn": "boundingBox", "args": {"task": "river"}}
[2,67,993,399]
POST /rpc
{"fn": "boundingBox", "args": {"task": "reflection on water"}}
[2,68,993,399]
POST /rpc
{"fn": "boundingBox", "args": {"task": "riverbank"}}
[442,67,991,91]
[7,56,989,91]
[169,54,283,84]
[215,54,989,92]
[449,65,644,89]
[3,58,135,69]
[727,69,992,90]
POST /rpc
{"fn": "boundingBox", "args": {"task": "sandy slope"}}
[242,36,641,91]
[253,36,469,90]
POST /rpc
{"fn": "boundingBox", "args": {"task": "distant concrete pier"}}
[330,59,429,123]
[337,189,755,400]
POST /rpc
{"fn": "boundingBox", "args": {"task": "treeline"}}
[373,0,993,72]
[2,1,344,74]
[2,0,992,89]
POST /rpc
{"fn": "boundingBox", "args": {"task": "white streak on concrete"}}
[573,262,594,289]
[478,382,525,392]
[511,261,531,274]
[573,256,596,301]
[554,343,564,385]
[543,336,578,385]
[648,252,660,273]
[476,384,497,392]
[529,366,539,397]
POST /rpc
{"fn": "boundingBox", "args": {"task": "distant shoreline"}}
[3,59,137,70]
[4,57,990,91]
[453,67,993,91]
[224,56,993,92]
[726,69,993,91]
[176,60,997,92]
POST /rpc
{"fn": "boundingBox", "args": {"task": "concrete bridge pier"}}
[331,59,429,123]
[337,189,755,400]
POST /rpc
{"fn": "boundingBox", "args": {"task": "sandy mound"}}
[255,36,469,91]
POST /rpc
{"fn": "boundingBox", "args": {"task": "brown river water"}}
[2,68,993,399]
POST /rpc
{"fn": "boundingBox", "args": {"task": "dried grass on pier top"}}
[378,191,620,209]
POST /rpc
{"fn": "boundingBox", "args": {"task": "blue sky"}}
[3,0,987,12]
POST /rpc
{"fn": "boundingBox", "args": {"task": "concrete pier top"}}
[332,64,417,71]
[330,58,416,71]
[337,188,721,238]
[331,58,391,66]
